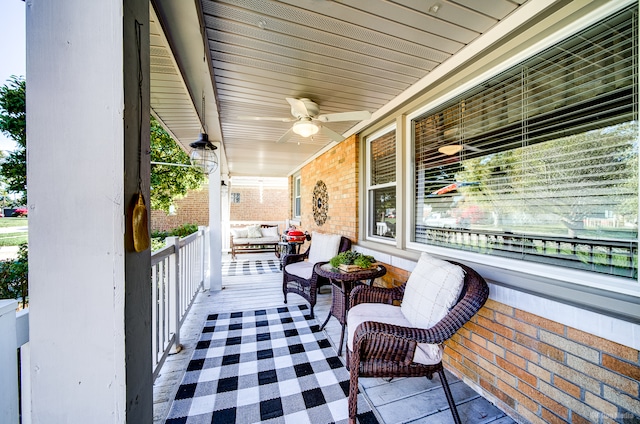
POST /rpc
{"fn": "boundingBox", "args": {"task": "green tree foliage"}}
[0,76,27,204]
[150,116,205,212]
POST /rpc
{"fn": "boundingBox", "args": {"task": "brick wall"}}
[296,134,359,241]
[229,185,288,221]
[151,184,209,232]
[445,299,640,423]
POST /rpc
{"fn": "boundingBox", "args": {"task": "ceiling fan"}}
[239,98,371,143]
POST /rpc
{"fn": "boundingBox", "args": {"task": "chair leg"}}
[438,368,462,424]
[348,355,359,424]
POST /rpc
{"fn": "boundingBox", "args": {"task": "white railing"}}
[0,227,208,422]
[0,300,29,424]
[151,227,207,380]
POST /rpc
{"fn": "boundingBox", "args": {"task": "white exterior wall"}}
[26,0,151,422]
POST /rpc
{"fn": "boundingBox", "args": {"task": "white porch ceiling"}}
[150,0,539,178]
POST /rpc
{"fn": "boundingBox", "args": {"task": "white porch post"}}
[208,163,223,291]
[27,0,152,422]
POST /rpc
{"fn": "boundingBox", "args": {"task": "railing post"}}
[199,226,206,289]
[0,299,18,424]
[168,236,182,352]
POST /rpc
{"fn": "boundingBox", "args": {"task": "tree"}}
[0,76,26,204]
[150,116,206,212]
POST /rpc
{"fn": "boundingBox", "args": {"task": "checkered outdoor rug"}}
[222,259,280,277]
[164,305,378,424]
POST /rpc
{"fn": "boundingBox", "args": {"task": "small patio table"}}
[316,262,387,355]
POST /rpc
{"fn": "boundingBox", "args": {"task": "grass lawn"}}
[0,217,28,246]
[0,217,28,228]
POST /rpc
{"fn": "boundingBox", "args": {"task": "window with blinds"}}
[413,6,638,280]
[368,128,396,239]
[294,176,301,218]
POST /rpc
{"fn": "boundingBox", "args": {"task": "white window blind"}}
[413,6,638,280]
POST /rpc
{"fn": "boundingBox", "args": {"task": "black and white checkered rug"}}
[222,259,280,277]
[164,305,378,424]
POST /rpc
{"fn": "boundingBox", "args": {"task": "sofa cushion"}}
[261,226,279,238]
[246,225,263,238]
[400,252,465,329]
[230,228,249,238]
[307,232,341,264]
[285,261,315,280]
[233,237,275,245]
[347,303,443,365]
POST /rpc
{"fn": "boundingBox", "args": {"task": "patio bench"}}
[230,224,280,260]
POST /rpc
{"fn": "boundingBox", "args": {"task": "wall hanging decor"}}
[313,180,328,226]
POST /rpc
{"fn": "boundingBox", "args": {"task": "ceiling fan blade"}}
[286,97,310,117]
[237,115,295,122]
[316,110,371,122]
[318,125,345,142]
[276,128,295,143]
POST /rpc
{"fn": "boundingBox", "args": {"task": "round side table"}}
[315,263,387,355]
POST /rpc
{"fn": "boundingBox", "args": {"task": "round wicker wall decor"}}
[313,180,328,226]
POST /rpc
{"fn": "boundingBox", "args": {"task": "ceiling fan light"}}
[438,144,463,155]
[292,120,319,138]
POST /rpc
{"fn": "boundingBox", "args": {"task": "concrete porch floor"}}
[153,252,517,424]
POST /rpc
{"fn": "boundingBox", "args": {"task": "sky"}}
[0,0,26,153]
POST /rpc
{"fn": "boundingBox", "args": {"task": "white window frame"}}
[365,124,397,243]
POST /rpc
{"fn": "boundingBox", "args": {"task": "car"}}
[12,207,28,217]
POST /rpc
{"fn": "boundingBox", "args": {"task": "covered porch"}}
[11,0,640,423]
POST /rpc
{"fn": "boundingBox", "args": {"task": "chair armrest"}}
[351,320,448,365]
[282,251,308,267]
[350,283,405,308]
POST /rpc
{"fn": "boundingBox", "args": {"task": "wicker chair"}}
[282,234,351,318]
[346,257,489,424]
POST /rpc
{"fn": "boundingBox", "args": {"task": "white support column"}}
[27,0,151,422]
[208,165,223,291]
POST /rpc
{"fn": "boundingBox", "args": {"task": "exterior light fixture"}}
[189,133,219,174]
[292,119,320,138]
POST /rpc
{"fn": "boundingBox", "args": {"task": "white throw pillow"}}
[400,253,465,329]
[246,225,263,238]
[230,228,248,238]
[261,226,279,238]
[307,232,342,264]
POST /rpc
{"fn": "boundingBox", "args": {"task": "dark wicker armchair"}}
[346,257,489,424]
[282,234,351,318]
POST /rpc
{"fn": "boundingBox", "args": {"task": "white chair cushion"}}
[307,232,341,264]
[285,261,315,280]
[400,252,465,329]
[347,303,443,365]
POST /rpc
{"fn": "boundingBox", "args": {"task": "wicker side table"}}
[315,262,387,355]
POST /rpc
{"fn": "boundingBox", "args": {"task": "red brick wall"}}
[150,184,209,232]
[447,299,640,423]
[296,134,359,241]
[229,185,288,221]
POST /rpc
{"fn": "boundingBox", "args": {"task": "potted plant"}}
[329,250,376,272]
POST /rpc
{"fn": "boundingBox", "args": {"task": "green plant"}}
[151,223,200,251]
[0,243,28,308]
[329,251,375,269]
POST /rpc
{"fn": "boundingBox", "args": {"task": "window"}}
[412,6,638,281]
[367,127,396,239]
[231,192,240,204]
[294,176,301,218]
